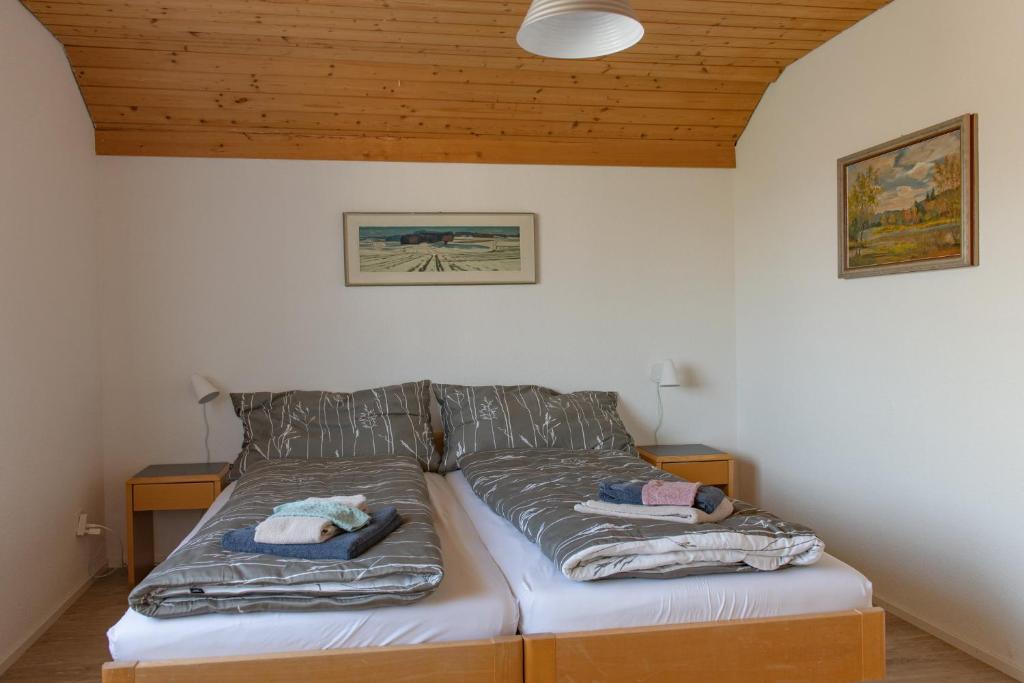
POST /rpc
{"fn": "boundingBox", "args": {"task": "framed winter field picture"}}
[837,114,978,278]
[343,212,537,286]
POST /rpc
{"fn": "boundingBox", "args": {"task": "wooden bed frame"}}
[524,608,885,683]
[102,608,884,682]
[102,433,885,682]
[103,636,523,682]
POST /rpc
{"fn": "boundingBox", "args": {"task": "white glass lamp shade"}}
[517,0,645,59]
[650,360,682,387]
[190,374,220,404]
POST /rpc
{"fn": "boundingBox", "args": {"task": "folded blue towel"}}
[695,485,726,514]
[599,479,727,514]
[222,506,401,560]
[598,479,644,505]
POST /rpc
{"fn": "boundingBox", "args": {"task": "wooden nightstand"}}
[126,462,229,586]
[638,445,735,497]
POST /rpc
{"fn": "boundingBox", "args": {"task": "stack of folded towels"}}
[222,494,402,560]
[574,479,734,524]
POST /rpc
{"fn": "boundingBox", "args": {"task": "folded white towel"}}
[254,516,339,544]
[573,497,735,525]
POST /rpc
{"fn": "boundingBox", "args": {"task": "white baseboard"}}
[875,595,1024,682]
[0,568,106,677]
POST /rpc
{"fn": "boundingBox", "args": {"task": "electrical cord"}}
[87,523,125,579]
[203,401,212,464]
[654,382,664,446]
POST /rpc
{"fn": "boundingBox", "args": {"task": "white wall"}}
[734,0,1024,676]
[97,158,737,558]
[0,2,104,670]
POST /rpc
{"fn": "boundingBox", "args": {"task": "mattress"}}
[446,471,872,635]
[108,473,519,660]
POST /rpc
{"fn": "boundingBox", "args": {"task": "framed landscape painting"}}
[343,212,536,286]
[838,114,978,278]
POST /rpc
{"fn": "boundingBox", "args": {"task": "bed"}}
[103,373,885,683]
[104,463,884,683]
[447,467,885,683]
[104,472,522,682]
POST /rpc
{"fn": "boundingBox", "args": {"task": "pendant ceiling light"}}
[517,0,645,60]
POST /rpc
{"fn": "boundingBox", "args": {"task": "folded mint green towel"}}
[272,497,369,532]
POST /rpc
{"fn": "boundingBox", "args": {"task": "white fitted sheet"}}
[108,473,518,661]
[446,471,872,635]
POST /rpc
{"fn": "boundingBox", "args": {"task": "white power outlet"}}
[76,512,89,537]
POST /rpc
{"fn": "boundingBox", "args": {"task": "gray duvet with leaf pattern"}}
[459,448,824,581]
[129,456,443,618]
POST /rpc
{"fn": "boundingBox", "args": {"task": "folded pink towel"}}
[642,480,700,507]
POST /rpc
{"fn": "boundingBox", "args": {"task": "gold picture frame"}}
[838,114,978,278]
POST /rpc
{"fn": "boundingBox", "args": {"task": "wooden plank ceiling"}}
[23,0,889,167]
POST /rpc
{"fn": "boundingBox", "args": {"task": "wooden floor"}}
[0,571,1016,683]
[1,573,127,683]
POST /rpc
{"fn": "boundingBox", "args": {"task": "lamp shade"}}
[517,0,644,59]
[650,359,681,387]
[190,374,220,404]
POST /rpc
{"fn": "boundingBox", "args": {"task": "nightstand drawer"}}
[133,482,216,511]
[662,460,730,486]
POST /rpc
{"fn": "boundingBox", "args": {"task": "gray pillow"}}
[433,384,635,472]
[231,380,439,475]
